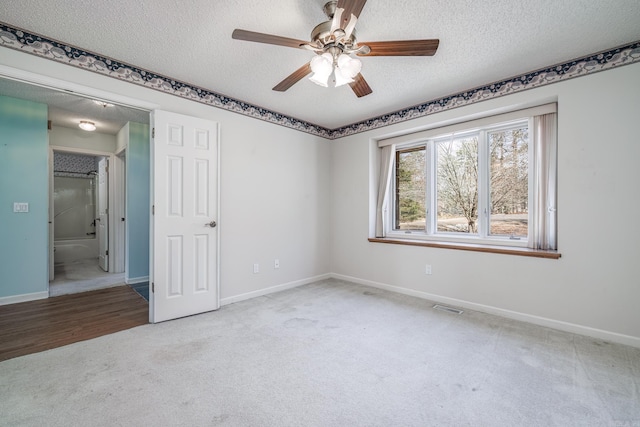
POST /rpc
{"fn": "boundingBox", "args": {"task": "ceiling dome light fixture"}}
[79,121,96,131]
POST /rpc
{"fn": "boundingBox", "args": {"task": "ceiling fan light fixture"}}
[333,67,354,87]
[309,72,331,87]
[79,120,96,131]
[310,53,333,73]
[309,53,333,87]
[232,0,440,98]
[337,54,362,78]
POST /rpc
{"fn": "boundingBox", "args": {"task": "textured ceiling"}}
[1,0,639,130]
[0,77,149,135]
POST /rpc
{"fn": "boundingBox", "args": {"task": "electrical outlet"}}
[253,263,259,274]
[274,259,280,269]
[425,264,432,275]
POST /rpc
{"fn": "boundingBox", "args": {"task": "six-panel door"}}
[152,110,219,323]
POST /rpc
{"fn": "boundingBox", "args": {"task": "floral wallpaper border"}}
[1,22,638,140]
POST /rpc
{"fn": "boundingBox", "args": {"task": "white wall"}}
[1,47,331,303]
[4,44,638,346]
[221,120,331,300]
[331,62,640,347]
[49,125,117,152]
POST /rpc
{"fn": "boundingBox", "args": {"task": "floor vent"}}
[433,304,464,315]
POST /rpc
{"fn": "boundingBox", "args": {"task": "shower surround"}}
[53,153,101,265]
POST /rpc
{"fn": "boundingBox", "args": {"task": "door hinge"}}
[106,250,109,256]
[152,205,155,215]
[151,282,154,293]
[152,128,155,138]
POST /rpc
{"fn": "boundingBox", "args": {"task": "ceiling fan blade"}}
[332,0,367,35]
[273,63,313,92]
[232,29,307,49]
[357,39,440,56]
[337,0,368,25]
[349,73,372,98]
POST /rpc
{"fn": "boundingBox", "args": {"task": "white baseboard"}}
[126,276,149,285]
[0,291,49,306]
[331,273,640,349]
[220,273,332,306]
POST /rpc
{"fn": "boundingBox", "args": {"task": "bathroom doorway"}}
[49,148,124,297]
[0,73,151,303]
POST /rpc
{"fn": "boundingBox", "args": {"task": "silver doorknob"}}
[206,220,217,228]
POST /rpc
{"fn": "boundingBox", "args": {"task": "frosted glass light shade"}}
[309,53,334,87]
[334,67,354,87]
[308,52,363,88]
[79,121,96,131]
[310,53,333,74]
[309,72,331,87]
[337,54,361,78]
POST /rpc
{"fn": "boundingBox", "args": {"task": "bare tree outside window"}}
[489,127,529,237]
[388,114,548,246]
[393,122,530,238]
[436,136,479,233]
[395,147,426,230]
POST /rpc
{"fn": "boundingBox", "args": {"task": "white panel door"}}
[152,110,219,323]
[97,157,109,272]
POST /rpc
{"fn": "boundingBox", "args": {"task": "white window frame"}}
[383,106,555,249]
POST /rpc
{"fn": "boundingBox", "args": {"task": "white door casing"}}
[98,157,109,271]
[114,152,126,274]
[48,147,54,282]
[151,110,219,323]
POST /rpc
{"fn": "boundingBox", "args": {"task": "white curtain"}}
[375,145,395,237]
[529,113,557,250]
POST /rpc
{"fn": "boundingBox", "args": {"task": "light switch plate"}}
[13,202,29,213]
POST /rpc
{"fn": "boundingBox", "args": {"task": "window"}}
[487,125,529,238]
[395,146,426,230]
[376,104,557,252]
[434,132,480,235]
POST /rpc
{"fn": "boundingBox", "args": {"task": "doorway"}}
[49,149,124,296]
[1,70,220,324]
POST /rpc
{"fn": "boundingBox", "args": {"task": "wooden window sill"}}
[368,238,561,259]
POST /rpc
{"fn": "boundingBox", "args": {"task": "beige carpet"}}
[1,279,638,426]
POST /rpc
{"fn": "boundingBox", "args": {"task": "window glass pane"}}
[489,126,529,237]
[395,147,426,230]
[436,135,479,233]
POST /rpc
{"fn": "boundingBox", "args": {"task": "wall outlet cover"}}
[13,202,29,213]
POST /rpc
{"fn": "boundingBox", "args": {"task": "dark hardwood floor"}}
[0,285,148,362]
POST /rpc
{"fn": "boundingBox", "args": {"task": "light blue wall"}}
[0,96,49,298]
[126,122,150,281]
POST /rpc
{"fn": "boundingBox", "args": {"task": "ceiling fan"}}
[232,0,439,98]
